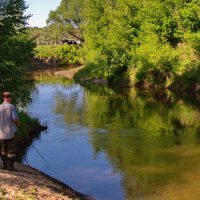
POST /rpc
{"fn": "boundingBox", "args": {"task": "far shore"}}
[54,66,84,79]
[29,62,200,94]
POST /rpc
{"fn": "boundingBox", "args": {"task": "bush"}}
[15,111,46,161]
[34,45,82,65]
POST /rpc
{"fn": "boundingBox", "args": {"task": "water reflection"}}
[26,76,200,200]
[53,83,200,199]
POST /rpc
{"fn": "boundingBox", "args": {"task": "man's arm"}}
[11,106,19,126]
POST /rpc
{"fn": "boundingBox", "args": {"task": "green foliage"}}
[16,111,40,141]
[69,0,200,90]
[0,0,35,106]
[74,62,102,80]
[127,0,200,89]
[15,110,45,162]
[28,0,200,90]
[47,0,84,43]
[81,0,138,81]
[0,187,6,200]
[0,0,29,38]
[27,26,62,45]
[34,45,81,65]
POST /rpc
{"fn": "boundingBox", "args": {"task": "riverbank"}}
[0,161,92,200]
[30,64,200,94]
[55,66,84,80]
[0,113,92,199]
[74,72,200,93]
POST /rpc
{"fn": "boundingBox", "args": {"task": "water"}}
[23,78,200,200]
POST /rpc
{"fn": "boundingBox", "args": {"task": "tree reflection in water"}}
[27,76,200,200]
[52,82,200,199]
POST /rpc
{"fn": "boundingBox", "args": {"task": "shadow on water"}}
[25,74,200,200]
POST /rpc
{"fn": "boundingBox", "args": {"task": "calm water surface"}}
[23,77,200,200]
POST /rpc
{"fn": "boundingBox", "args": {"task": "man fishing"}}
[0,92,19,171]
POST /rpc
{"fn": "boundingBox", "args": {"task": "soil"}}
[54,66,84,79]
[0,161,94,200]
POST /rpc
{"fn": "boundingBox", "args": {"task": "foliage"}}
[0,0,35,106]
[26,0,200,90]
[61,0,199,90]
[47,0,85,43]
[16,111,40,141]
[27,0,85,45]
[15,110,46,161]
[34,45,81,65]
[0,0,29,37]
[27,26,62,45]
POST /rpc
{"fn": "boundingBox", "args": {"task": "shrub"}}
[34,45,82,65]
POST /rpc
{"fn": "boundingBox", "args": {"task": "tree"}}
[0,0,35,106]
[80,0,140,80]
[46,0,200,90]
[47,0,85,43]
[27,26,61,45]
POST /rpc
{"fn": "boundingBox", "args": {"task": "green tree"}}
[27,26,62,45]
[79,0,140,80]
[47,0,85,43]
[0,0,35,106]
[47,0,200,90]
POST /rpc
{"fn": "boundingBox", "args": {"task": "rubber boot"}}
[7,157,17,171]
[1,155,7,170]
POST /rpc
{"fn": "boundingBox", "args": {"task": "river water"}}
[23,75,200,200]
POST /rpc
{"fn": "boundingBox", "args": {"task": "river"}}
[23,74,200,200]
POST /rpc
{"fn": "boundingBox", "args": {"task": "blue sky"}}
[25,0,61,27]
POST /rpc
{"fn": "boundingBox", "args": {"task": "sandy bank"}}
[54,66,84,79]
[0,161,93,200]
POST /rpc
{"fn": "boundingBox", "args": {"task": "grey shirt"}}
[0,101,18,140]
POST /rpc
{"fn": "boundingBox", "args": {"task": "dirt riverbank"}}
[0,161,93,200]
[54,66,84,79]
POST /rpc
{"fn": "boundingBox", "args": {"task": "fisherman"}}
[0,92,19,171]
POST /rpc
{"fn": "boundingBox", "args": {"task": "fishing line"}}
[18,128,55,169]
[31,144,51,166]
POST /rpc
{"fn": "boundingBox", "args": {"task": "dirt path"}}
[0,161,93,200]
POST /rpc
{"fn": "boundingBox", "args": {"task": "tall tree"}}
[0,0,35,106]
[82,0,140,80]
[47,0,85,42]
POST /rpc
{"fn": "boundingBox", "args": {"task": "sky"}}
[25,0,61,27]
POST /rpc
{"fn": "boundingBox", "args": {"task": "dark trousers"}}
[0,136,16,159]
[0,137,16,170]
